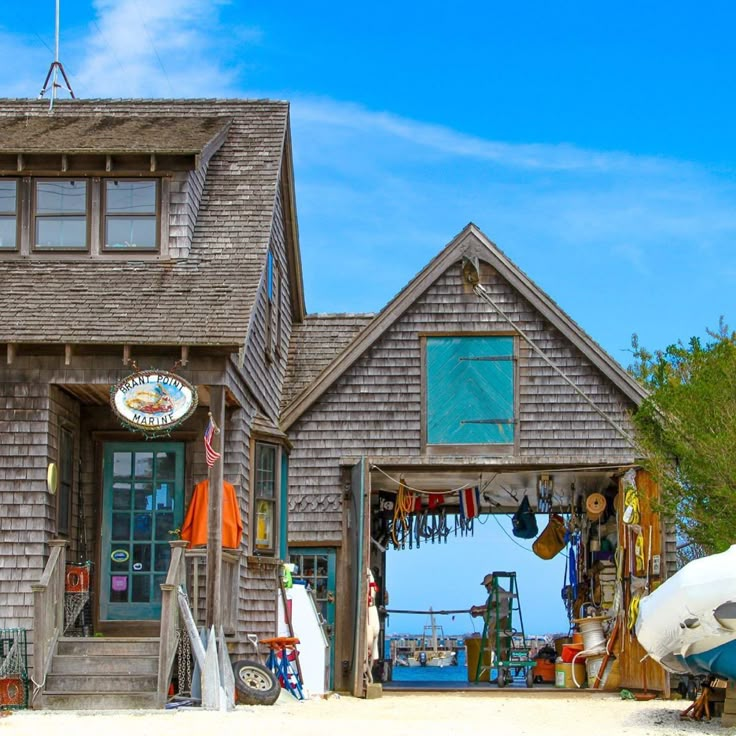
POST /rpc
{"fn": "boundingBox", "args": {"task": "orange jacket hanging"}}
[180,480,243,549]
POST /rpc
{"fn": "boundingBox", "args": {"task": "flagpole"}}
[205,389,225,630]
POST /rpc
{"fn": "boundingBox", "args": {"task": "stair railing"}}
[157,540,189,706]
[30,539,68,699]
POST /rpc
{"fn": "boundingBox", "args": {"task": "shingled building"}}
[0,99,304,708]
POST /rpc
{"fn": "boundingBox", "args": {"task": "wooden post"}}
[205,386,225,630]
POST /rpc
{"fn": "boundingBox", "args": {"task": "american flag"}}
[204,415,221,467]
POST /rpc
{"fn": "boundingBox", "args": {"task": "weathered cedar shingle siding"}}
[282,314,375,411]
[241,183,293,421]
[169,166,209,259]
[287,261,637,542]
[0,99,288,346]
[0,380,53,641]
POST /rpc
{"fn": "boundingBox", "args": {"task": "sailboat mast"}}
[430,607,438,651]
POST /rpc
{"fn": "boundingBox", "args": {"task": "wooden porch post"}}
[205,385,225,630]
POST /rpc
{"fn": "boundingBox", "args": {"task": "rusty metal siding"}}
[287,260,638,542]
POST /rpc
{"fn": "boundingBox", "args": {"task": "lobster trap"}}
[0,629,29,709]
[64,562,94,636]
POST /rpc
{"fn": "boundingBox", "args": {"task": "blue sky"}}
[1,1,734,636]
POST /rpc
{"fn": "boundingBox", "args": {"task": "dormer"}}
[0,114,231,260]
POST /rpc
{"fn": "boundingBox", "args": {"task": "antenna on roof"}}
[38,0,75,111]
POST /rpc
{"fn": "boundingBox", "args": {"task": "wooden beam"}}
[16,154,23,172]
[205,386,225,631]
[6,343,15,365]
[106,155,112,172]
[61,154,69,172]
[122,344,131,366]
[64,344,73,366]
[180,345,189,367]
[150,153,157,172]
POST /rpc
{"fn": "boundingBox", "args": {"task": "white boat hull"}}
[636,545,736,680]
[407,651,455,668]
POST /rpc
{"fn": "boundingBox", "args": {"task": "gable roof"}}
[281,223,647,430]
[282,313,375,410]
[0,98,304,347]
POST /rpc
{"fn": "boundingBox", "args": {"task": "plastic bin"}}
[465,636,491,682]
[555,661,586,689]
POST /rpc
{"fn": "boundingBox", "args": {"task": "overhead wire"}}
[132,0,174,97]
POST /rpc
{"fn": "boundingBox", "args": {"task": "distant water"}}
[389,644,474,683]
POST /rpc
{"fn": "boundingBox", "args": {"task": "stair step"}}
[56,637,159,656]
[45,673,157,693]
[51,655,159,675]
[42,691,159,710]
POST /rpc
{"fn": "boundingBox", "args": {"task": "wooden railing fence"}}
[30,539,68,700]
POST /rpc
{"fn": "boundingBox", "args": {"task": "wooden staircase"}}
[41,637,160,710]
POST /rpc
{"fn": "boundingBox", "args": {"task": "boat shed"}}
[281,224,675,697]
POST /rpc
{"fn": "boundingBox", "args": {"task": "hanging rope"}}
[471,281,640,449]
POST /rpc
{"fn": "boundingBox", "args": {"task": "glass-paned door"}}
[100,442,184,620]
[289,548,336,687]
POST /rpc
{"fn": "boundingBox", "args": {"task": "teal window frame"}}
[424,334,516,447]
[252,441,279,555]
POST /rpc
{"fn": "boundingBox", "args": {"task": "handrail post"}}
[157,540,189,706]
[30,538,68,703]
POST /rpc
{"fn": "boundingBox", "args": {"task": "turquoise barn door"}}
[100,443,185,621]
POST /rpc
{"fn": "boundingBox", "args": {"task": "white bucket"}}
[585,655,611,687]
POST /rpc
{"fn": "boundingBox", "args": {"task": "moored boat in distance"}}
[405,609,458,668]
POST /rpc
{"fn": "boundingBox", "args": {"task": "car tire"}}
[232,659,280,706]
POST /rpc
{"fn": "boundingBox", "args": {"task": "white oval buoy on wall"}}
[47,462,58,495]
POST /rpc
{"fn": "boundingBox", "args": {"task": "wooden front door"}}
[100,442,185,621]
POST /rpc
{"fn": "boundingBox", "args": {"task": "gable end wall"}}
[287,261,637,542]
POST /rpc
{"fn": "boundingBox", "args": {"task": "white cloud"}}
[292,96,690,176]
[74,0,243,98]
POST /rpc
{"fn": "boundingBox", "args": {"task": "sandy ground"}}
[1,691,732,736]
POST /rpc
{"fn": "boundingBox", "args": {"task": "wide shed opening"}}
[363,463,664,694]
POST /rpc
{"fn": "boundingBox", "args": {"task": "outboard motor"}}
[418,651,427,667]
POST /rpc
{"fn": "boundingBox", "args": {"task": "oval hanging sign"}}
[110,369,198,436]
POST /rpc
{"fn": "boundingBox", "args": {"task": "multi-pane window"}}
[0,176,162,254]
[58,427,74,536]
[253,442,277,554]
[0,180,17,250]
[34,179,88,250]
[104,180,158,250]
[425,335,516,445]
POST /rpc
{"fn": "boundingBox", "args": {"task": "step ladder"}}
[474,571,534,687]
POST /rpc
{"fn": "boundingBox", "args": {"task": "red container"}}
[561,643,585,663]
